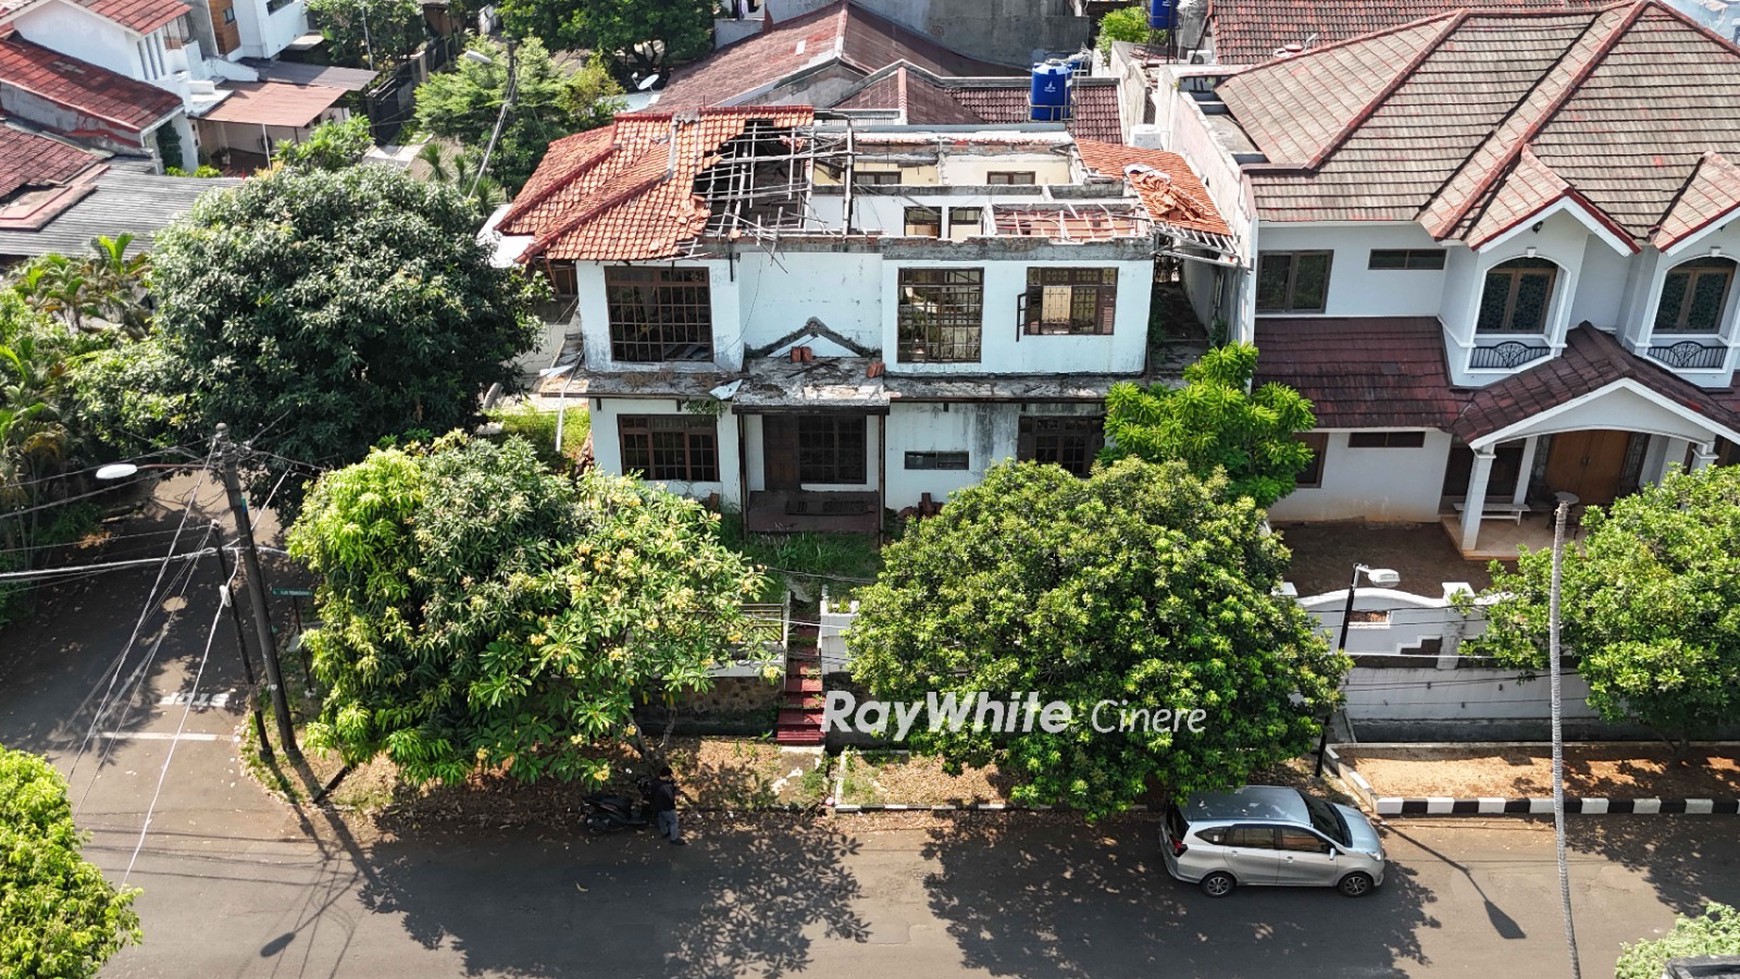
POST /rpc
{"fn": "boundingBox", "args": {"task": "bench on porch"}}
[1450,500,1532,524]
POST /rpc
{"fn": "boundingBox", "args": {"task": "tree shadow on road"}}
[1563,815,1740,916]
[350,812,868,978]
[918,812,1440,979]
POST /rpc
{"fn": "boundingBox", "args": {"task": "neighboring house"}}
[1137,0,1740,555]
[485,105,1231,530]
[0,122,239,264]
[0,32,195,168]
[1184,0,1608,65]
[712,0,1092,70]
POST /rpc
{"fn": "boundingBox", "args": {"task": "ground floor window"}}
[904,451,969,470]
[618,414,719,482]
[798,416,867,484]
[1295,433,1328,488]
[1018,416,1104,477]
[1442,440,1524,500]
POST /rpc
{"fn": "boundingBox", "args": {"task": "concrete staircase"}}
[776,623,825,746]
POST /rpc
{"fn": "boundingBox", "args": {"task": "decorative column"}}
[1460,448,1496,552]
[1691,441,1720,471]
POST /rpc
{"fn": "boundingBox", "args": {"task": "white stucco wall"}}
[1568,237,1631,331]
[1267,430,1454,523]
[13,2,142,76]
[231,0,307,59]
[1255,223,1448,319]
[589,398,739,506]
[736,250,881,352]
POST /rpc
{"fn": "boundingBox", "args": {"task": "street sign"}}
[270,588,314,597]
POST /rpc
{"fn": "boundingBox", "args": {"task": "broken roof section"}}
[1212,0,1740,251]
[498,106,822,262]
[652,0,1019,113]
[1075,139,1235,255]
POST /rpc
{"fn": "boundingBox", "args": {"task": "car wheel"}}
[1338,872,1375,897]
[1200,871,1236,898]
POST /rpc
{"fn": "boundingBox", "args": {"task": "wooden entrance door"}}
[1544,430,1630,505]
[762,416,800,491]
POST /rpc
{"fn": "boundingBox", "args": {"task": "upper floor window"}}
[854,169,901,186]
[1368,249,1446,271]
[898,268,983,362]
[1655,257,1736,334]
[1256,251,1331,313]
[947,207,982,242]
[904,206,941,238]
[605,266,712,362]
[987,171,1037,185]
[1022,268,1118,335]
[1477,257,1557,333]
[619,415,719,482]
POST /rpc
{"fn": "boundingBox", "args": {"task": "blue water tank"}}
[1149,0,1175,30]
[1029,61,1071,122]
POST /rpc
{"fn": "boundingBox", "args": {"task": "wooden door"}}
[762,416,800,491]
[1544,430,1630,505]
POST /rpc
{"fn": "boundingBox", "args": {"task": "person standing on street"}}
[651,766,686,845]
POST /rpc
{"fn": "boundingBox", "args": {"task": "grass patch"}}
[485,400,589,470]
[836,748,1028,807]
[714,511,883,600]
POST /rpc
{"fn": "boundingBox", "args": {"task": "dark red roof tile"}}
[1253,317,1463,429]
[78,0,190,33]
[0,125,99,200]
[1209,0,1607,66]
[0,36,181,136]
[1076,139,1230,235]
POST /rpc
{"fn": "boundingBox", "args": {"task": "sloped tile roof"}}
[1653,152,1740,251]
[1216,1,1740,248]
[1208,0,1608,66]
[950,77,1125,143]
[78,0,190,34]
[0,35,181,136]
[1253,317,1463,428]
[1075,139,1230,235]
[500,106,816,262]
[1451,325,1740,441]
[836,67,984,124]
[1459,146,1633,249]
[653,1,1016,114]
[0,124,99,200]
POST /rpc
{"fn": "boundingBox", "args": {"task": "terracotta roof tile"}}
[1452,325,1740,441]
[950,77,1124,143]
[1076,139,1230,236]
[1219,1,1740,248]
[1209,0,1608,65]
[1253,317,1463,428]
[77,0,189,33]
[0,35,180,136]
[501,106,816,262]
[1653,151,1740,250]
[0,125,99,200]
[654,0,1016,114]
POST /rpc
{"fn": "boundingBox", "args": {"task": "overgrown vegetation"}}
[1616,903,1740,979]
[714,511,883,601]
[1097,4,1168,61]
[273,117,375,171]
[484,400,589,470]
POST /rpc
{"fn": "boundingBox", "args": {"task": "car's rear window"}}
[1302,794,1350,846]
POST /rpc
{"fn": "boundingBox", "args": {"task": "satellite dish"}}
[636,73,661,91]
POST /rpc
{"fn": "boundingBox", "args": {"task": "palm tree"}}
[84,234,152,338]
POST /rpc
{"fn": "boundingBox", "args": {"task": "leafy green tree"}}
[414,141,506,207]
[413,38,624,193]
[846,458,1344,818]
[1101,342,1316,508]
[11,235,152,338]
[500,0,712,75]
[273,117,375,171]
[0,745,141,979]
[1097,4,1166,60]
[1617,903,1740,979]
[136,165,539,512]
[286,433,767,784]
[1468,464,1740,757]
[306,0,425,69]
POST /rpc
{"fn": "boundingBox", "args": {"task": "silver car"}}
[1160,785,1386,898]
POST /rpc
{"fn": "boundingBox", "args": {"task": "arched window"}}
[1655,257,1736,334]
[1477,257,1558,333]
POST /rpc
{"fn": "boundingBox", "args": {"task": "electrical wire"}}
[0,444,205,493]
[0,549,216,581]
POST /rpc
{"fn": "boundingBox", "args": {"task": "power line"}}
[0,548,216,581]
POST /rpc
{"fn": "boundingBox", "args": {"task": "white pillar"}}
[1691,441,1719,471]
[1460,448,1496,552]
[1512,436,1540,505]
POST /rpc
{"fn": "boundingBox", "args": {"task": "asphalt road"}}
[4,478,1739,978]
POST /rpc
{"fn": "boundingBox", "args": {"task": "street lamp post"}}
[539,362,579,456]
[1314,563,1400,776]
[463,38,518,199]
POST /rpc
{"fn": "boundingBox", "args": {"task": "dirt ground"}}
[838,750,1026,806]
[1344,744,1740,798]
[1275,522,1505,597]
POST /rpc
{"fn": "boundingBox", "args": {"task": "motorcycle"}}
[583,776,654,833]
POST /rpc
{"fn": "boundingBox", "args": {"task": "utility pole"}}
[212,521,273,763]
[468,35,517,199]
[216,424,300,761]
[1549,499,1582,979]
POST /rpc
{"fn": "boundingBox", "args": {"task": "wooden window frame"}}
[904,451,969,471]
[898,268,984,363]
[1018,416,1104,477]
[1296,432,1328,487]
[618,414,719,482]
[987,171,1037,185]
[1476,258,1557,334]
[947,206,982,242]
[853,170,901,186]
[1021,267,1118,336]
[904,206,942,238]
[797,416,868,484]
[1255,251,1332,313]
[604,266,713,363]
[1347,431,1426,449]
[1655,258,1736,334]
[1368,249,1446,271]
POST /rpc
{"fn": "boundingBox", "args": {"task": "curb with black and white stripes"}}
[1376,797,1740,816]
